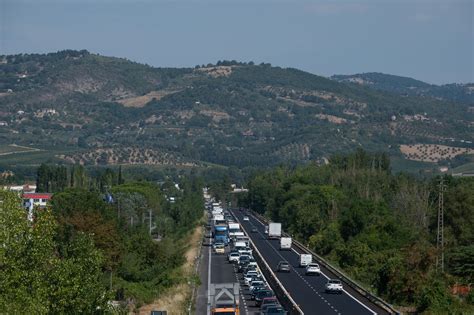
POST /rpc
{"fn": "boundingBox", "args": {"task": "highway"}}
[231,209,389,315]
[196,217,272,314]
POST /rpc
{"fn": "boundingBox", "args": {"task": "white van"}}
[280,237,292,250]
[234,241,247,250]
[300,254,312,267]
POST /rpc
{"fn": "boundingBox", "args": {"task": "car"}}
[276,261,290,273]
[249,280,265,292]
[241,258,257,272]
[254,289,274,306]
[228,252,240,263]
[238,254,251,264]
[228,248,239,254]
[250,286,269,299]
[244,270,260,285]
[213,242,225,254]
[238,247,253,256]
[245,275,262,287]
[325,279,343,294]
[262,305,286,314]
[260,297,278,310]
[242,264,257,274]
[251,226,258,233]
[305,263,321,276]
[243,216,249,221]
[237,256,251,272]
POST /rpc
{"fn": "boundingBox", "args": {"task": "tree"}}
[0,191,108,313]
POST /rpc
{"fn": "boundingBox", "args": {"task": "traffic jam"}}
[208,201,287,315]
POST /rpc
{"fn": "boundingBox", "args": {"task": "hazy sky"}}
[1,0,472,84]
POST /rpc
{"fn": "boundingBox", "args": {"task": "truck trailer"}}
[210,283,240,315]
[268,223,282,239]
[228,223,241,237]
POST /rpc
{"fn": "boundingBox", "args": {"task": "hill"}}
[331,72,474,104]
[0,51,472,176]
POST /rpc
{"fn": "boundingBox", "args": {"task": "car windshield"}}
[308,263,319,267]
[259,291,273,297]
[329,280,341,284]
[215,244,224,248]
[262,299,277,305]
[280,262,289,266]
[267,308,285,314]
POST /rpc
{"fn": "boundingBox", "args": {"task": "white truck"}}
[212,208,223,216]
[213,214,225,225]
[268,223,282,239]
[228,223,241,237]
[234,241,247,250]
[279,237,292,250]
[299,254,312,267]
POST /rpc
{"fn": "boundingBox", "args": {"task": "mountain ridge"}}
[331,72,474,104]
[0,50,472,174]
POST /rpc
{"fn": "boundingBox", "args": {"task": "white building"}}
[22,193,53,221]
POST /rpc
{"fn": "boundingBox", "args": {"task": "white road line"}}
[247,211,377,315]
[342,289,377,315]
[206,242,212,315]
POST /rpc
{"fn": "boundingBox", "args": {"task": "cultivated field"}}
[117,89,180,107]
[400,144,474,162]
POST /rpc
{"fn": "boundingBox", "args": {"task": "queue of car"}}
[223,214,287,314]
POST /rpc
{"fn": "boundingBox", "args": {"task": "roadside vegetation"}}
[241,149,474,313]
[0,164,204,312]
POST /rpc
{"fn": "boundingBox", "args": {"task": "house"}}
[22,192,53,221]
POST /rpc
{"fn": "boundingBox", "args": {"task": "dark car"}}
[237,256,251,272]
[262,305,286,314]
[251,226,258,233]
[254,290,274,306]
[250,286,268,299]
[277,261,291,273]
[260,297,279,311]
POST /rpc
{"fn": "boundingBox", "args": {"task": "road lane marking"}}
[207,241,211,315]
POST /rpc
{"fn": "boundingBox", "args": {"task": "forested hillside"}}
[0,51,472,178]
[332,72,474,104]
[241,150,474,313]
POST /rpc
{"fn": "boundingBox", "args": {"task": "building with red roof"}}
[22,192,53,221]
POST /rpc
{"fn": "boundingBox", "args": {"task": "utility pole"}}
[149,209,152,235]
[436,179,446,272]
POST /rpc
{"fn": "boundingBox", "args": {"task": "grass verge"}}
[138,217,204,315]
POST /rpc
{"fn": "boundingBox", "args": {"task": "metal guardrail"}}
[250,210,400,315]
[231,210,304,315]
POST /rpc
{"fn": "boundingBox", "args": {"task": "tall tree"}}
[0,191,108,313]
